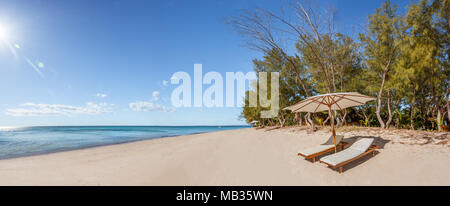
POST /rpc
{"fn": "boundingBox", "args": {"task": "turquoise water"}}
[0,126,249,160]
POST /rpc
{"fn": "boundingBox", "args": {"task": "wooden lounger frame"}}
[298,141,349,163]
[320,144,379,173]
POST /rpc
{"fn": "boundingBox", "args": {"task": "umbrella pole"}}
[330,106,337,153]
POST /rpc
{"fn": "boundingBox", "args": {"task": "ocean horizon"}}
[0,125,250,160]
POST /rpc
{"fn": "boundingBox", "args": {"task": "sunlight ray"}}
[4,40,19,60]
[24,56,45,78]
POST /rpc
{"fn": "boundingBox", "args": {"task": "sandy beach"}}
[0,127,449,186]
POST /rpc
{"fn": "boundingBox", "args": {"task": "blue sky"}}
[0,0,412,126]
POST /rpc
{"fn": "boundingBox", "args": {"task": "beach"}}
[0,127,449,186]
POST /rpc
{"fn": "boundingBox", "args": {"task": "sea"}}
[0,125,249,160]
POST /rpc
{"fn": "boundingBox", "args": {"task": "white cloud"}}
[129,101,175,112]
[162,80,169,86]
[6,102,112,117]
[152,91,160,101]
[96,93,107,98]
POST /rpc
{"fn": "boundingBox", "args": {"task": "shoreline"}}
[0,128,248,161]
[0,125,248,160]
[0,127,448,185]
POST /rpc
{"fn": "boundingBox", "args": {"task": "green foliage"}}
[239,0,449,130]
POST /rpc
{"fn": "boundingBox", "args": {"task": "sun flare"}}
[0,24,10,40]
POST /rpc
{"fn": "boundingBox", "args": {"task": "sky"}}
[0,0,413,126]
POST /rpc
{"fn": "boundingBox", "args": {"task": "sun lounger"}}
[319,138,378,173]
[298,135,348,163]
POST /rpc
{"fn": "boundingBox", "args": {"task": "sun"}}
[0,24,10,40]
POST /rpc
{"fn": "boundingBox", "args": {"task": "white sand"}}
[0,127,449,185]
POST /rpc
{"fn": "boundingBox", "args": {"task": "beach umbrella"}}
[284,92,375,153]
[250,120,259,127]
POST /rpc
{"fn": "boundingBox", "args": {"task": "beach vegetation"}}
[232,0,449,132]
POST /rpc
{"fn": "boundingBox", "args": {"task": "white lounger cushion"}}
[320,138,374,167]
[298,135,344,156]
[299,145,335,156]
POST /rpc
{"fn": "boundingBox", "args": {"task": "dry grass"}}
[335,126,368,133]
[281,125,450,147]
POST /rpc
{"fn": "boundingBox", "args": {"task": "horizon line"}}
[0,124,251,128]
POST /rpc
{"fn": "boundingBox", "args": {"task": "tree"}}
[235,0,449,131]
[404,0,449,131]
[228,6,316,130]
[359,0,403,129]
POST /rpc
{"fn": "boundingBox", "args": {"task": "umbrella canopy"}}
[284,92,375,113]
[249,120,259,126]
[284,92,375,153]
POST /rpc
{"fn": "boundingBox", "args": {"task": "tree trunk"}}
[363,112,369,127]
[335,111,342,127]
[323,115,330,127]
[268,118,274,126]
[278,113,286,128]
[376,70,388,129]
[295,112,303,126]
[335,109,348,127]
[393,99,400,128]
[394,114,399,128]
[305,113,315,132]
[386,90,393,128]
[299,113,303,126]
[341,109,348,126]
[447,88,450,123]
[304,114,311,128]
[433,87,443,132]
[309,113,316,131]
[437,109,442,132]
[410,85,416,130]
